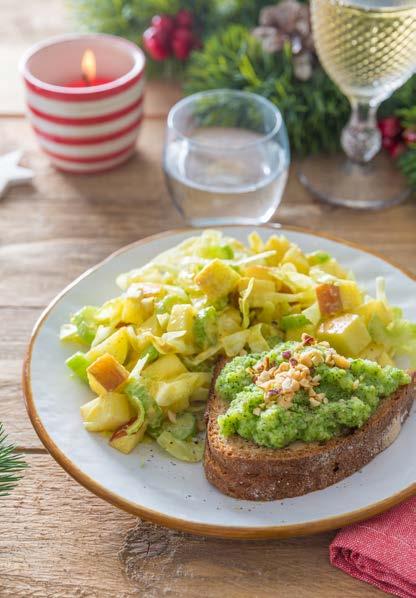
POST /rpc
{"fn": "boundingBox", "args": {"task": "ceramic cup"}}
[20,34,146,173]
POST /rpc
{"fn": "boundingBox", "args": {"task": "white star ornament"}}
[0,151,33,199]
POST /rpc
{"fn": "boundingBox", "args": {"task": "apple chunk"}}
[316,283,342,316]
[317,313,371,357]
[109,420,147,454]
[87,353,129,395]
[195,259,240,301]
[337,281,363,311]
[80,392,131,432]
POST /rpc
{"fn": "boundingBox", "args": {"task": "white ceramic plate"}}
[24,226,416,538]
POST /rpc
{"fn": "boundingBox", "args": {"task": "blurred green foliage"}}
[185,25,416,157]
[70,0,416,181]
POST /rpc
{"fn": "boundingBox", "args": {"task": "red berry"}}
[143,26,171,61]
[172,27,195,60]
[151,14,175,35]
[382,136,395,150]
[388,141,406,159]
[403,128,416,145]
[378,116,401,139]
[175,9,194,29]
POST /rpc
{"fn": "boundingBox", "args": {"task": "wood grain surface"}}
[1,0,415,596]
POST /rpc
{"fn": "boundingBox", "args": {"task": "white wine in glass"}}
[299,0,416,209]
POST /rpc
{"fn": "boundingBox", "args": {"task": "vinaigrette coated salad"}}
[60,230,416,461]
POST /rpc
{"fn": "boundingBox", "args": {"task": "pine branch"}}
[0,423,27,497]
[399,149,416,189]
[396,106,416,128]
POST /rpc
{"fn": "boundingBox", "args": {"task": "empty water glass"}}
[163,89,290,226]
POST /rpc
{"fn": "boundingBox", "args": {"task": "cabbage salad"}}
[60,230,416,461]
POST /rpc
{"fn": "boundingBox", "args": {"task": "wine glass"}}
[163,90,290,225]
[299,0,416,209]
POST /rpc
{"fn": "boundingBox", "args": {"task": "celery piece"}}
[281,314,312,331]
[59,324,81,343]
[156,431,204,462]
[307,251,331,266]
[182,357,214,373]
[71,306,98,345]
[200,244,234,260]
[126,397,145,435]
[155,294,187,314]
[124,380,163,434]
[163,412,196,441]
[193,306,218,350]
[139,344,160,363]
[66,352,91,383]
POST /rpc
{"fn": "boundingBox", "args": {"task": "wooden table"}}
[1,2,415,596]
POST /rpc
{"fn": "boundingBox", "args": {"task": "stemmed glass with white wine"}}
[299,0,416,209]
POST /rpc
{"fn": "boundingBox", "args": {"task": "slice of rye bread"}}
[204,358,416,500]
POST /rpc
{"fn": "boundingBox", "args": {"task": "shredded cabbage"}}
[369,314,416,366]
[239,278,254,329]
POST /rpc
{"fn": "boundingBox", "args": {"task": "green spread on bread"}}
[216,335,410,449]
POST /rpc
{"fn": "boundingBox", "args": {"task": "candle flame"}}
[81,49,96,84]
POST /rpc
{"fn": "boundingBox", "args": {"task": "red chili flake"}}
[289,358,298,367]
[282,350,292,359]
[267,388,281,397]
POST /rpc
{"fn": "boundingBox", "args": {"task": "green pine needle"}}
[0,423,27,497]
[396,106,416,129]
[399,149,416,189]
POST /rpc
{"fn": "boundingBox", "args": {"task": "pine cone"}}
[295,5,311,37]
[260,0,300,34]
[253,0,316,80]
[252,26,289,53]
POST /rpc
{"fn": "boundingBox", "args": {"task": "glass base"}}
[298,153,411,210]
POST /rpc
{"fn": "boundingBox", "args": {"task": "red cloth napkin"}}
[330,497,416,597]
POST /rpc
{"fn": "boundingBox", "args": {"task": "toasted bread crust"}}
[204,359,415,500]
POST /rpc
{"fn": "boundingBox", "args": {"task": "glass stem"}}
[341,99,382,164]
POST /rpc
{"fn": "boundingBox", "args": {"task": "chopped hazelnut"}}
[334,354,351,369]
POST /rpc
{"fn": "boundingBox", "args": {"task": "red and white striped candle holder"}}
[20,34,146,173]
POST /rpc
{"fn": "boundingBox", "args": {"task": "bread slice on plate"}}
[204,359,416,501]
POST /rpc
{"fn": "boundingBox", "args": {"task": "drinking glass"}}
[299,0,416,209]
[163,90,290,225]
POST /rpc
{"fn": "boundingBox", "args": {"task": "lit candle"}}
[20,34,146,174]
[66,49,112,87]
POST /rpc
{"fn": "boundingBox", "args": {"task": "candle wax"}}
[65,77,112,87]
